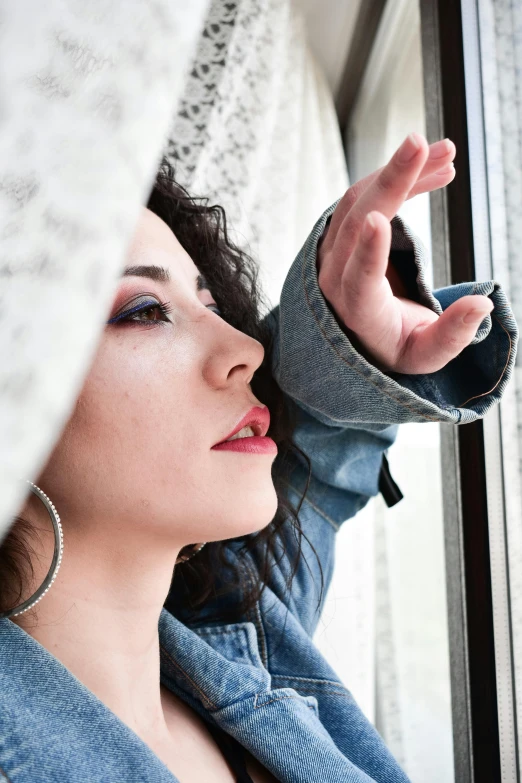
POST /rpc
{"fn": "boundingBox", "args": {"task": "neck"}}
[11,518,181,744]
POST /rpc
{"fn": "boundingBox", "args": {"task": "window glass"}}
[314,2,455,780]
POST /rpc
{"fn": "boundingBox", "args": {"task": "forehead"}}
[127,206,199,283]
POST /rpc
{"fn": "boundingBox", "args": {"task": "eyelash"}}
[107,298,222,325]
[107,298,172,325]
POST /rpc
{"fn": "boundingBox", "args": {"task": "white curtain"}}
[167,0,347,308]
[0,1,209,541]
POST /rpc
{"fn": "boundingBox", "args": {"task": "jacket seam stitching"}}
[278,687,350,697]
[159,645,216,711]
[281,481,341,531]
[456,314,513,407]
[242,558,268,669]
[252,601,268,669]
[254,693,316,709]
[271,674,344,686]
[195,626,249,637]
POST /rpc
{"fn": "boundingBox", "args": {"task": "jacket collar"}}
[158,609,375,783]
[0,610,374,783]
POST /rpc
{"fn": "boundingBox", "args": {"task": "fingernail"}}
[363,213,377,242]
[398,133,422,164]
[437,162,455,175]
[463,308,488,324]
[429,139,453,159]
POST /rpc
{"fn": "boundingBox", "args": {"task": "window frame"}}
[420,1,516,781]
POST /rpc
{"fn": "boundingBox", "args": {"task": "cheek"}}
[45,334,201,512]
[73,335,197,465]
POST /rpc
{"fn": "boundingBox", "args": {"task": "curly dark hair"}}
[0,160,319,625]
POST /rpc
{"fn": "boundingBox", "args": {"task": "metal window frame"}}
[420,1,517,781]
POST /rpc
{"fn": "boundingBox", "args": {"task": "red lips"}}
[212,405,271,447]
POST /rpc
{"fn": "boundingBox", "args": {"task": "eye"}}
[108,296,172,325]
[206,303,223,317]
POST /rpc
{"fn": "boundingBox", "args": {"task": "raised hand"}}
[317,133,494,374]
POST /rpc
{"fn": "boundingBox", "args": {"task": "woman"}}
[0,133,515,783]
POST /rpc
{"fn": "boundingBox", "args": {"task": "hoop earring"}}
[175,542,206,565]
[0,481,64,619]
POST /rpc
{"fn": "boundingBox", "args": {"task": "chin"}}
[204,484,279,543]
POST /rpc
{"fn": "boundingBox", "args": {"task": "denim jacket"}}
[0,203,518,783]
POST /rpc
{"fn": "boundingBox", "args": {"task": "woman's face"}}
[38,207,279,550]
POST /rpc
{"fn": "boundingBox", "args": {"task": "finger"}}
[350,139,455,203]
[412,141,455,187]
[421,138,456,170]
[325,136,453,243]
[407,163,456,199]
[400,295,494,373]
[339,211,393,331]
[336,133,430,255]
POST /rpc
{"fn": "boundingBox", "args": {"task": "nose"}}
[202,315,265,389]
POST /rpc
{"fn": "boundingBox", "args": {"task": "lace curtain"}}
[167,0,347,308]
[0,2,209,541]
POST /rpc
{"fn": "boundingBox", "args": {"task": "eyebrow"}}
[122,265,209,291]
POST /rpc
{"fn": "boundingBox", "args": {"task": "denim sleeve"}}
[270,201,518,427]
[260,201,518,636]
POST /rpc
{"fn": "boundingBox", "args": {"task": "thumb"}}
[404,295,494,374]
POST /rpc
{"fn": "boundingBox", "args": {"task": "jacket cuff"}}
[270,204,518,426]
